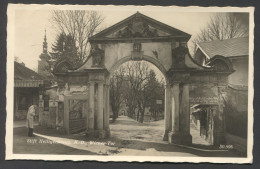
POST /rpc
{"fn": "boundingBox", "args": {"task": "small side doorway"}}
[199,105,215,145]
[191,104,217,145]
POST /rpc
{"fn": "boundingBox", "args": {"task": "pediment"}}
[89,12,191,40]
[105,21,171,38]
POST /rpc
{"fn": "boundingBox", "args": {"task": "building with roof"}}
[194,37,249,86]
[14,61,45,120]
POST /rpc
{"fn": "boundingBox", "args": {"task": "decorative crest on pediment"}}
[113,17,160,38]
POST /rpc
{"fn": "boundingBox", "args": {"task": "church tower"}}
[38,29,52,78]
[43,29,48,54]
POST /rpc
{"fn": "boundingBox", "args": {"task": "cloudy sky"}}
[14,7,219,71]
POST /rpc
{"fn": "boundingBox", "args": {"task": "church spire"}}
[43,29,48,54]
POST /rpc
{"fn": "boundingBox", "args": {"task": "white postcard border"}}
[5,4,255,163]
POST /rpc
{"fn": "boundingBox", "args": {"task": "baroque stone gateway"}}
[45,12,234,145]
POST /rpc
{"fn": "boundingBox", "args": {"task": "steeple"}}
[43,29,48,54]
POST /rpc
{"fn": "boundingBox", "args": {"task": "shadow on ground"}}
[13,127,96,155]
[13,116,245,157]
[12,125,245,157]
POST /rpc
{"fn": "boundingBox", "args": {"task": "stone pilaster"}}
[104,84,111,137]
[163,84,172,141]
[168,83,192,145]
[168,83,180,143]
[179,83,192,145]
[97,82,104,130]
[88,82,95,131]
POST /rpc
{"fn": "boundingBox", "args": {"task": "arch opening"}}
[107,55,169,84]
[107,57,167,143]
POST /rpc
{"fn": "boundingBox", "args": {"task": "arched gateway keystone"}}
[53,12,234,145]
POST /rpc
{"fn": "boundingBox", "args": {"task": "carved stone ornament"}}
[64,83,70,95]
[172,46,188,69]
[116,17,159,38]
[131,43,143,60]
[133,43,142,52]
[91,44,104,67]
[53,59,73,73]
[206,55,234,73]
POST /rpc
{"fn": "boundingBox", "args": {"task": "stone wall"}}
[224,86,248,138]
[38,84,90,134]
[39,87,61,129]
[229,57,248,86]
[39,100,57,128]
[223,85,248,154]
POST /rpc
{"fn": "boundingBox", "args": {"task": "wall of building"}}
[229,57,248,86]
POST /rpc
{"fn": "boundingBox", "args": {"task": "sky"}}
[14,8,217,71]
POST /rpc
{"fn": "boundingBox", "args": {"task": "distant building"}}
[38,30,53,79]
[14,61,45,120]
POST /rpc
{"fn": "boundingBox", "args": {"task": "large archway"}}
[106,55,172,141]
[53,12,234,145]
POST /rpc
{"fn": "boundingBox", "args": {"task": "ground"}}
[13,116,244,157]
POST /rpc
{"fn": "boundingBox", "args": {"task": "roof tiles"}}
[197,37,249,59]
[14,61,45,80]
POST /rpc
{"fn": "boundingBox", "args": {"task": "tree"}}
[145,70,164,121]
[110,66,126,122]
[51,10,104,63]
[109,61,165,123]
[122,62,149,122]
[50,33,79,67]
[121,62,164,123]
[192,13,249,54]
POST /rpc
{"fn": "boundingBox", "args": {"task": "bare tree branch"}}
[51,10,105,63]
[191,13,249,56]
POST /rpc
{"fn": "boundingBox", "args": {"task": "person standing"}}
[27,105,36,137]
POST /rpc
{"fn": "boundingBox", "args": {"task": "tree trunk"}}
[137,110,139,121]
[140,109,145,123]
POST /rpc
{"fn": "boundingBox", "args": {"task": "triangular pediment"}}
[89,12,191,40]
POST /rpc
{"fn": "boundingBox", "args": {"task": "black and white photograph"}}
[5,4,254,163]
